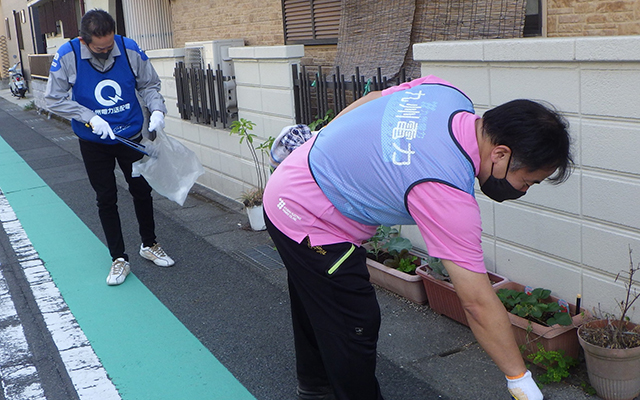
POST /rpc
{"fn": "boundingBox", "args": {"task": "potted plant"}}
[363,226,428,304]
[496,283,586,360]
[577,247,640,400]
[230,118,274,231]
[238,187,266,231]
[415,259,508,326]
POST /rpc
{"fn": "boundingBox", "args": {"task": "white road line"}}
[50,136,77,142]
[0,191,121,399]
[0,270,46,400]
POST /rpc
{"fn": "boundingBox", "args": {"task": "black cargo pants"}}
[265,214,384,400]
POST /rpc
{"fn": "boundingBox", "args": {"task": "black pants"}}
[265,214,384,400]
[79,139,156,261]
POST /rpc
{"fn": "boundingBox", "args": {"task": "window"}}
[523,0,542,36]
[282,0,341,45]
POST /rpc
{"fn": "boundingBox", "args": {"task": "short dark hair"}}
[79,9,115,44]
[482,99,573,183]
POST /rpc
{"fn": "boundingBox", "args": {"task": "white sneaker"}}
[139,243,175,267]
[106,258,130,286]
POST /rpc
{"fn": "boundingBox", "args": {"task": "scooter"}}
[9,62,27,98]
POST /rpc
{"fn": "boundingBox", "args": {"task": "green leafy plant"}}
[365,225,420,273]
[527,344,577,385]
[580,381,597,396]
[497,287,573,327]
[230,118,274,207]
[24,100,36,111]
[385,236,412,254]
[426,255,448,279]
[366,225,399,260]
[383,248,419,274]
[308,109,334,131]
[238,188,263,208]
[369,228,411,259]
[257,135,275,161]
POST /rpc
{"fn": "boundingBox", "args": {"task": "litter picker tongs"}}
[84,122,157,157]
[113,135,157,157]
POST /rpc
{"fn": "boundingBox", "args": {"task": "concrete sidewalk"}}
[0,88,600,399]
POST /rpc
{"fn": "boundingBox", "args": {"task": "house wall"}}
[167,0,640,72]
[169,0,284,48]
[408,36,640,322]
[168,0,335,68]
[1,0,36,78]
[547,0,640,36]
[87,0,113,13]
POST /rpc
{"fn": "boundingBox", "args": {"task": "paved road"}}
[0,92,599,400]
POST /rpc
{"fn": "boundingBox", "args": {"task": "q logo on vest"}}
[94,79,124,107]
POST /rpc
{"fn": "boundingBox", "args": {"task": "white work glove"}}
[148,110,165,132]
[89,115,115,140]
[506,370,543,400]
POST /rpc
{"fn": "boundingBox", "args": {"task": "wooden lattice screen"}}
[334,0,527,80]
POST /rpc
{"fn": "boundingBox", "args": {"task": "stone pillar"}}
[228,45,304,139]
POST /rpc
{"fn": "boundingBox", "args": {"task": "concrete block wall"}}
[29,79,48,110]
[408,35,640,321]
[228,45,303,139]
[147,45,303,204]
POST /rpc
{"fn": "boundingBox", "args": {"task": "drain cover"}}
[235,245,284,270]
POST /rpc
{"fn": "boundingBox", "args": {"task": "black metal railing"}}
[292,65,413,127]
[174,62,236,128]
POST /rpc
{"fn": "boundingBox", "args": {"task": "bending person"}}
[263,75,572,400]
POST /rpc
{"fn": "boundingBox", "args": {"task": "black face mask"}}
[480,156,526,202]
[91,49,112,60]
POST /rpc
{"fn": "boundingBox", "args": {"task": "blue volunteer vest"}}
[308,83,476,226]
[69,35,143,144]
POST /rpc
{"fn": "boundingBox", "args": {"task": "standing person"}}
[45,9,174,286]
[263,75,572,400]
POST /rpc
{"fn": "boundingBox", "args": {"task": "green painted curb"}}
[0,136,255,400]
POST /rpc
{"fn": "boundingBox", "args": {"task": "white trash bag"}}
[132,129,204,206]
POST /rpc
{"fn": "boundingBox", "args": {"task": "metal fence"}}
[174,62,236,128]
[292,65,413,127]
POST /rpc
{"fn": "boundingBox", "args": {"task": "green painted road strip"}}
[0,135,255,400]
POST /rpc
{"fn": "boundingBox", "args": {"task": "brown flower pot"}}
[415,265,508,326]
[578,320,640,400]
[365,256,427,305]
[497,281,587,360]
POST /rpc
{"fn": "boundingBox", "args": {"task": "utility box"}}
[182,39,245,124]
[184,39,244,77]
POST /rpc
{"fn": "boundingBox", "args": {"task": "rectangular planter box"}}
[365,256,428,305]
[498,281,587,360]
[416,265,509,326]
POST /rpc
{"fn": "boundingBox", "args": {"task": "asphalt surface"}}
[0,89,604,400]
